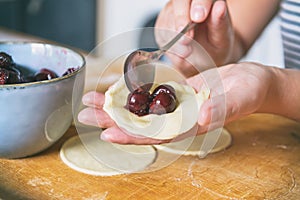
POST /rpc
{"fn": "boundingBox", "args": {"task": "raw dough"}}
[60,132,157,176]
[154,128,232,157]
[103,77,209,140]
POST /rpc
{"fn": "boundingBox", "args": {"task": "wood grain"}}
[1,114,300,200]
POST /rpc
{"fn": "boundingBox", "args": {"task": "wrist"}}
[256,67,300,121]
[256,66,280,114]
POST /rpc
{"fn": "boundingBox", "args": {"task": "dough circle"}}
[103,77,209,140]
[60,132,157,176]
[154,128,232,156]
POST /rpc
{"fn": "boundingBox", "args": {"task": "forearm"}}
[257,67,300,122]
[226,30,248,64]
[225,0,281,63]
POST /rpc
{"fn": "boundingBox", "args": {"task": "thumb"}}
[198,94,227,126]
[199,89,247,127]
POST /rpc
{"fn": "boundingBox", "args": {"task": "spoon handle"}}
[152,22,196,60]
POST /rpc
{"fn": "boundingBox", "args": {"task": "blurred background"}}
[0,0,284,67]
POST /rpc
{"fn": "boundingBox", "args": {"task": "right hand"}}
[155,0,235,75]
[186,62,273,127]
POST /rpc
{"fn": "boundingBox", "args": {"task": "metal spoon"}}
[124,22,196,92]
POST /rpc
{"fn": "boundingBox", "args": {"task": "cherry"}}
[125,84,177,116]
[0,52,13,68]
[126,89,151,116]
[149,92,177,115]
[0,68,9,84]
[6,67,23,84]
[0,68,23,84]
[152,84,176,99]
[34,68,58,81]
[62,67,78,76]
[0,52,80,84]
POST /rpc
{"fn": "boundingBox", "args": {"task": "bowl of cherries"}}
[0,42,85,158]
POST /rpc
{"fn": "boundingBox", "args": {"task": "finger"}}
[82,91,105,109]
[190,0,214,22]
[171,0,194,43]
[207,1,232,49]
[78,107,115,128]
[186,73,206,92]
[172,0,192,31]
[171,124,199,142]
[166,53,199,78]
[198,94,227,126]
[101,126,167,145]
[169,43,193,59]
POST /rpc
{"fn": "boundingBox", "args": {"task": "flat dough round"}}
[154,128,232,157]
[60,132,157,176]
[103,77,209,140]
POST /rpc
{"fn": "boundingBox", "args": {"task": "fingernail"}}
[82,94,90,103]
[100,132,110,141]
[191,5,205,21]
[77,111,86,123]
[198,110,209,125]
[220,7,227,19]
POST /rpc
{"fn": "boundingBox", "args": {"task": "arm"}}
[258,68,300,122]
[228,0,281,62]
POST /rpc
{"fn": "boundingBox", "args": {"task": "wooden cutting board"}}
[1,114,300,200]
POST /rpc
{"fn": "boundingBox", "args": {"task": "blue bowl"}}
[0,42,85,158]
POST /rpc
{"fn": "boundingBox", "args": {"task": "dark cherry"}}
[62,67,78,76]
[126,89,151,116]
[125,84,178,116]
[7,68,23,84]
[0,52,79,84]
[0,68,23,84]
[0,52,13,68]
[34,68,58,81]
[24,75,36,83]
[0,68,9,84]
[152,84,176,99]
[149,92,177,115]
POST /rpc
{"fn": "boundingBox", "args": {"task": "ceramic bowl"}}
[0,42,85,158]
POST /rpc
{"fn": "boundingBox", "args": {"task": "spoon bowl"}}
[124,22,196,92]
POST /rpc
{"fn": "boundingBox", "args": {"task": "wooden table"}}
[1,28,300,200]
[1,114,300,199]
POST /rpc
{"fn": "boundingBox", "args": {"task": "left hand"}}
[78,92,169,144]
[78,91,211,145]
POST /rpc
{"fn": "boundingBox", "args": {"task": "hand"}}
[187,62,273,126]
[78,92,169,144]
[77,91,210,145]
[155,0,234,75]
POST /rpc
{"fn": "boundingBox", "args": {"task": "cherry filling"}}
[0,52,79,85]
[126,84,177,116]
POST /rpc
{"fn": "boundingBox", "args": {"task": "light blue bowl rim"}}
[0,41,86,88]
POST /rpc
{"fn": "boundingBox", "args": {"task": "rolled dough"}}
[154,128,232,157]
[60,132,157,176]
